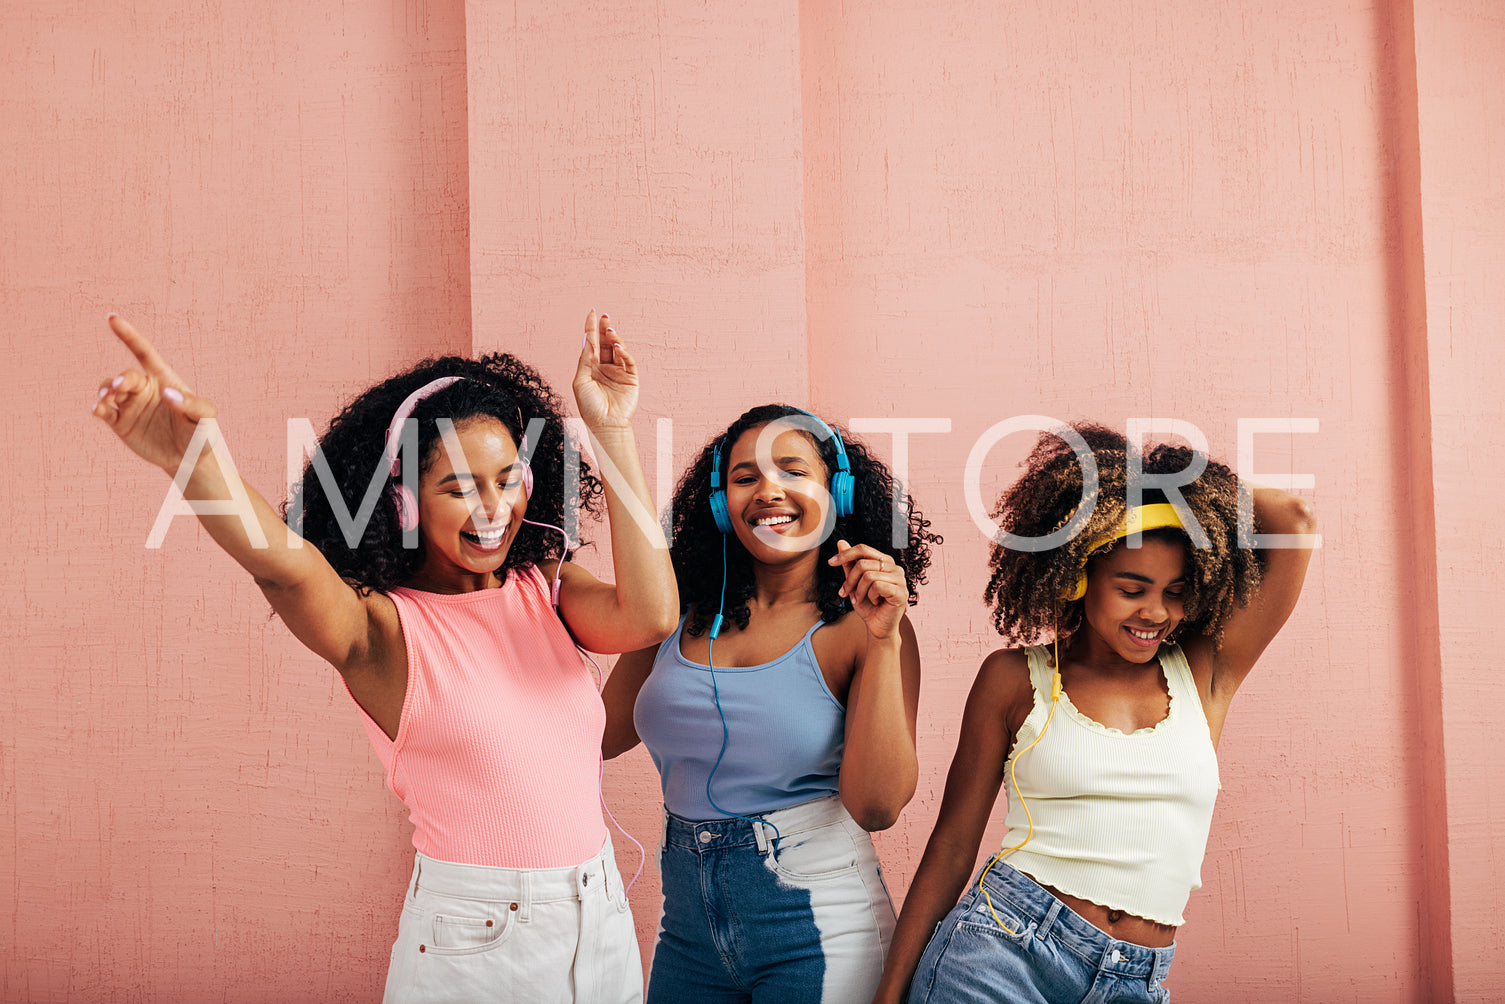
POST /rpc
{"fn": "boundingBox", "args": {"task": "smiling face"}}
[408,415,529,592]
[721,422,834,564]
[1079,534,1189,664]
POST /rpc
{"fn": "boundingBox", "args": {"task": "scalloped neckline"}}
[1054,657,1175,738]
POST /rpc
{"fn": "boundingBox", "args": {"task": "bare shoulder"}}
[973,647,1036,739]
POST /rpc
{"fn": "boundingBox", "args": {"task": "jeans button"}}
[699,831,714,844]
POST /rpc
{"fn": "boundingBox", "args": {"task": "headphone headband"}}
[384,376,535,531]
[1065,502,1185,601]
[384,376,464,476]
[707,408,855,534]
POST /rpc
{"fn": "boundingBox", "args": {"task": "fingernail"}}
[606,327,615,335]
[601,313,608,320]
[107,312,118,321]
[111,375,123,388]
[163,387,183,403]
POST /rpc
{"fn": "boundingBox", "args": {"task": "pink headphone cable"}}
[523,511,645,894]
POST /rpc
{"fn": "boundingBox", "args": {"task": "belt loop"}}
[754,820,770,855]
[1038,898,1063,938]
[1150,948,1172,989]
[518,870,532,923]
[409,855,423,899]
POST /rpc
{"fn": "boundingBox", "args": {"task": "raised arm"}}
[828,540,921,831]
[552,311,679,653]
[871,649,1027,1004]
[93,316,402,731]
[1199,485,1318,704]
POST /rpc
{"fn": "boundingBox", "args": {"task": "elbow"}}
[645,606,679,644]
[617,596,677,650]
[842,787,916,832]
[1290,497,1318,536]
[617,612,676,653]
[851,805,902,832]
[1279,495,1318,539]
[601,729,640,761]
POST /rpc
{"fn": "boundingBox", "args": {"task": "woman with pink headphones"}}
[94,311,677,1003]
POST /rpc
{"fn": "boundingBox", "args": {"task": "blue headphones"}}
[708,409,855,534]
[702,408,854,855]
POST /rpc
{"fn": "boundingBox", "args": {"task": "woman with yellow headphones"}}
[874,422,1317,1004]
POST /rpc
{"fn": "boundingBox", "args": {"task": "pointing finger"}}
[109,315,189,390]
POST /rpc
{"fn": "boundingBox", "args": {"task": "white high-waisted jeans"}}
[383,835,643,1004]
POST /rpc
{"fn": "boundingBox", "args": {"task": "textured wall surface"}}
[1413,1,1505,999]
[3,0,1499,1000]
[3,1,470,1000]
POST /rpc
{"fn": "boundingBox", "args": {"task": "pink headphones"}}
[383,377,534,532]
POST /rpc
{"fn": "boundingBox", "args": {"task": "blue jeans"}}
[908,860,1175,1004]
[646,795,895,1004]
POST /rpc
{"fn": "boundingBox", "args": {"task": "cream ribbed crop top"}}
[1001,644,1220,927]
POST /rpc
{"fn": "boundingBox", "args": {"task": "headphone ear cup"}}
[1065,571,1087,602]
[709,488,733,534]
[521,461,534,499]
[831,470,855,518]
[394,485,419,532]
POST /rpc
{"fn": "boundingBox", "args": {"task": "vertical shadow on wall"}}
[398,0,471,359]
[1374,1,1454,999]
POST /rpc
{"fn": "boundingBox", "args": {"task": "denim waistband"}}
[664,794,851,852]
[978,860,1175,986]
[408,835,616,906]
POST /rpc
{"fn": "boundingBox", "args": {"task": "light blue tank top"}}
[634,616,847,820]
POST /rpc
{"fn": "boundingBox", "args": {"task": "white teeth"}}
[1129,627,1162,640]
[756,515,795,526]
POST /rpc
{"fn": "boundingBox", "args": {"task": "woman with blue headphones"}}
[603,404,942,1003]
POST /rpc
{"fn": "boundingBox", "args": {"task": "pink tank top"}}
[346,566,608,868]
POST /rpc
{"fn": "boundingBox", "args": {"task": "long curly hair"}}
[284,354,603,593]
[982,422,1261,647]
[669,404,942,637]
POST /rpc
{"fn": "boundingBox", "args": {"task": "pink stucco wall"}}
[4,1,1500,1000]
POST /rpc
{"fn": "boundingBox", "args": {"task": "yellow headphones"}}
[1064,502,1187,600]
[979,502,1186,931]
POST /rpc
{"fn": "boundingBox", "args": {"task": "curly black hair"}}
[982,422,1262,647]
[669,404,942,637]
[284,354,603,594]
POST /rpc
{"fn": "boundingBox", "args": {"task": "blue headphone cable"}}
[704,534,782,855]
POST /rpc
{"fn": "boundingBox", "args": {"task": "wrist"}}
[584,423,638,446]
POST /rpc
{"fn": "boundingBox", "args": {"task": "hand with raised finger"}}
[828,539,909,639]
[572,309,639,431]
[92,314,218,474]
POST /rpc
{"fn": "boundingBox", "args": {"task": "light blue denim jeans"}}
[908,860,1175,1004]
[646,795,895,1004]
